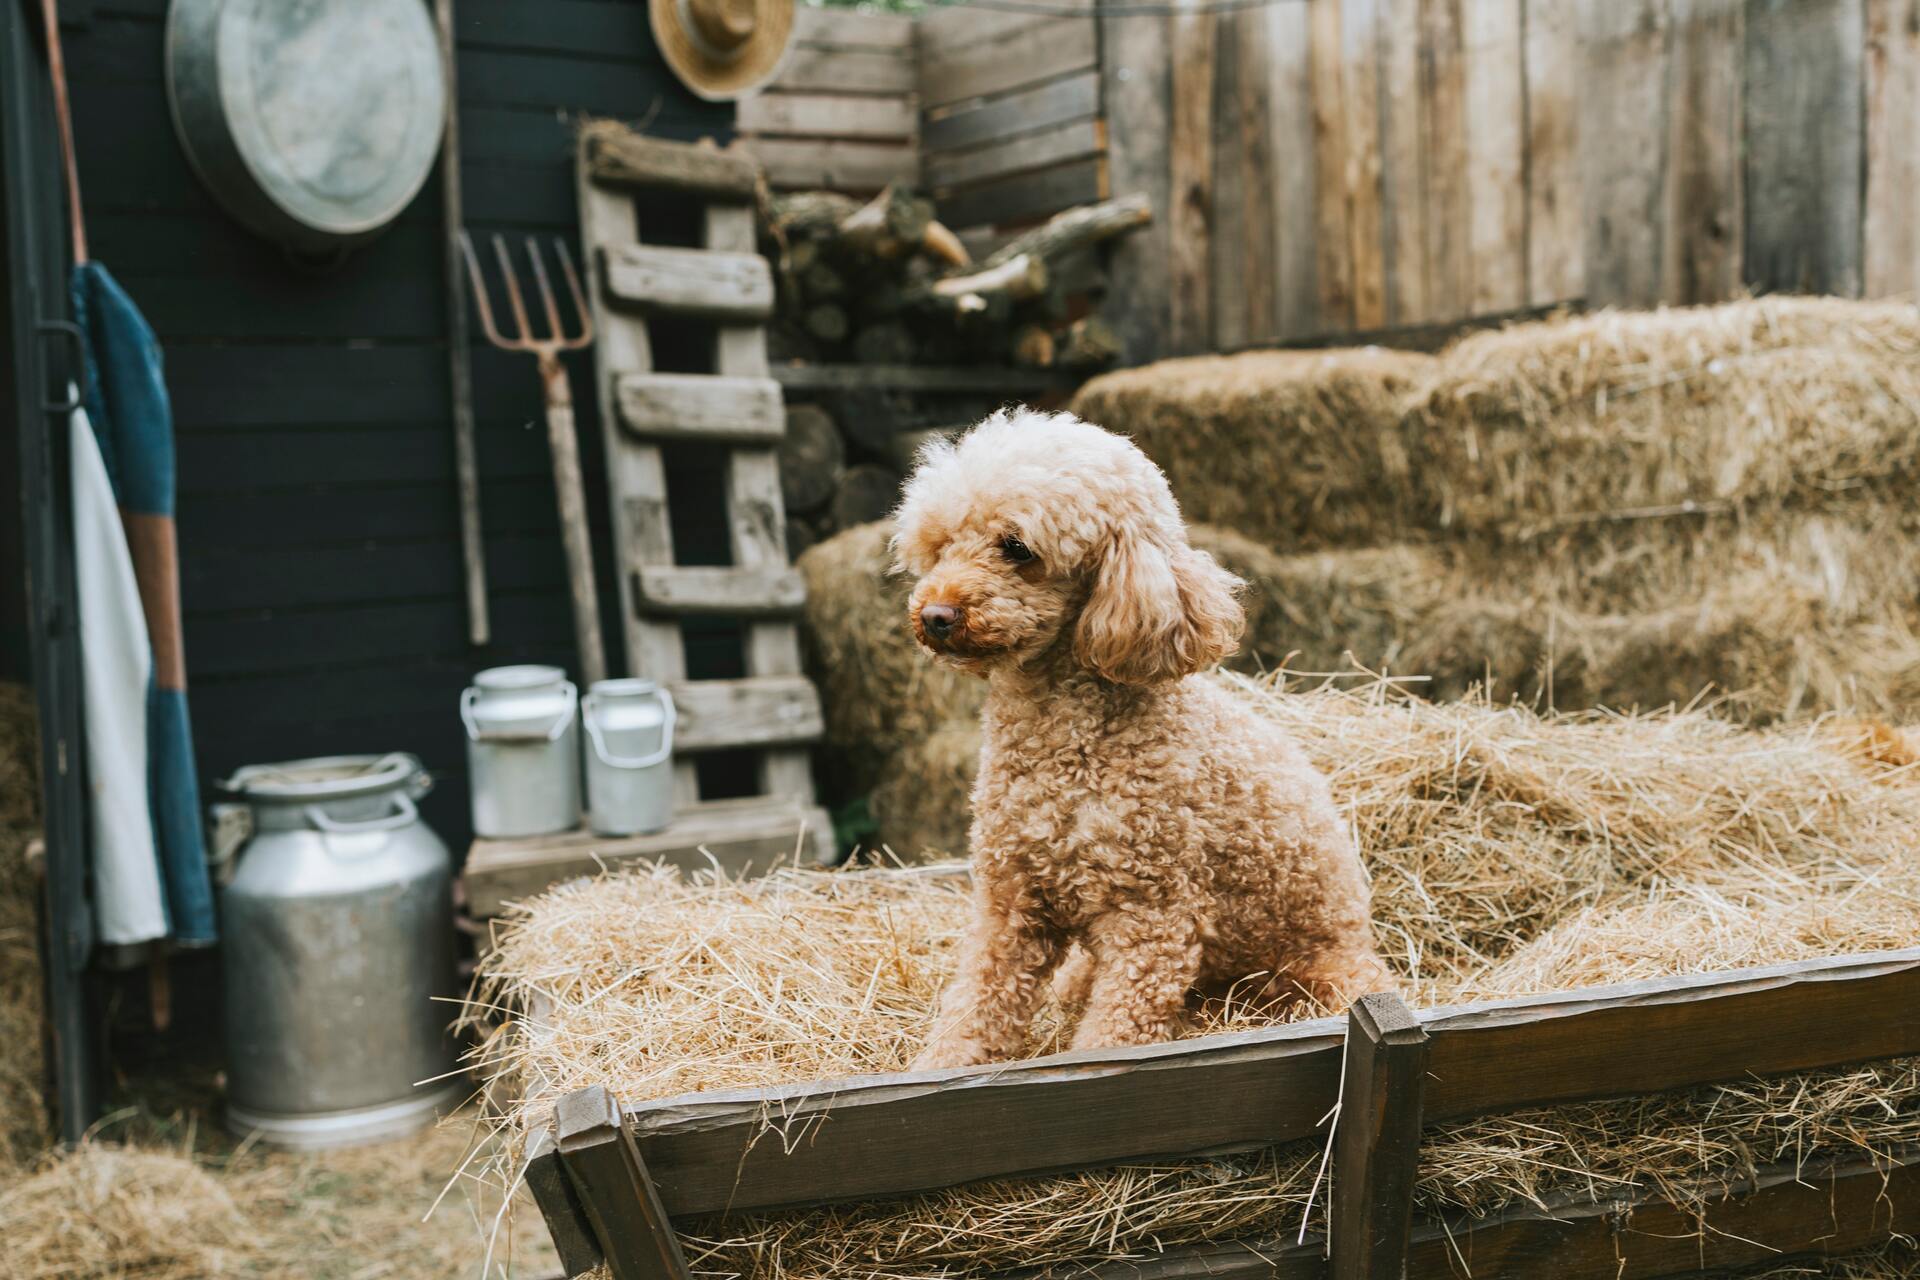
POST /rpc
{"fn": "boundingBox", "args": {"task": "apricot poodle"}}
[894,409,1395,1069]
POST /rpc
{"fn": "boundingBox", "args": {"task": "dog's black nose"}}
[920,604,961,640]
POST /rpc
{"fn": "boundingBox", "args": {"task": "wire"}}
[914,0,1306,17]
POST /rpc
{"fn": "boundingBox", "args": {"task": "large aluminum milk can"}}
[462,664,580,838]
[216,753,460,1148]
[582,678,677,836]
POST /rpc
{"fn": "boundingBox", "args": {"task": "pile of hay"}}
[799,522,1440,857]
[475,674,1920,1278]
[0,683,46,1164]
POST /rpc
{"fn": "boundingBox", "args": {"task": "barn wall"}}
[61,0,732,846]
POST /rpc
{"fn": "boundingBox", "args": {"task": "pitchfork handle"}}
[539,353,608,688]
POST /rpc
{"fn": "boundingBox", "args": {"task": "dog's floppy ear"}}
[1074,528,1245,684]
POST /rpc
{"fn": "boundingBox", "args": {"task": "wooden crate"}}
[521,945,1920,1279]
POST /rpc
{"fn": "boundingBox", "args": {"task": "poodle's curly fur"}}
[893,409,1395,1068]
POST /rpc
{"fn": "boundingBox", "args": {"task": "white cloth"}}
[70,399,167,945]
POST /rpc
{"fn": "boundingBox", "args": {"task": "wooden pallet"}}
[462,128,832,916]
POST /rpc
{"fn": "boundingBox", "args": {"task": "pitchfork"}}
[460,232,606,687]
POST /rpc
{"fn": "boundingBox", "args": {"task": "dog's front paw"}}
[911,1037,996,1072]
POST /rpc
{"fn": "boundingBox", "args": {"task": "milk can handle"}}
[583,688,677,769]
[460,682,577,742]
[305,792,418,834]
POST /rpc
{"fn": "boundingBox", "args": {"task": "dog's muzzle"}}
[919,603,962,643]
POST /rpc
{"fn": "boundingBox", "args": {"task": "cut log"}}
[975,194,1153,271]
[801,261,847,299]
[804,302,850,344]
[926,253,1048,314]
[581,121,760,201]
[778,404,847,515]
[922,220,971,268]
[1011,324,1057,368]
[1058,315,1122,368]
[852,323,918,365]
[840,182,935,257]
[768,190,863,238]
[829,464,904,532]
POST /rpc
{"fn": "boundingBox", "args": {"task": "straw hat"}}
[651,0,796,102]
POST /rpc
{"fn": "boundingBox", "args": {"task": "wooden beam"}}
[600,245,775,321]
[1098,10,1174,362]
[1580,0,1672,307]
[554,1086,691,1280]
[918,16,1098,108]
[1522,0,1585,309]
[462,795,832,916]
[669,674,823,750]
[614,373,784,443]
[770,362,1078,394]
[1168,7,1217,354]
[925,119,1105,193]
[582,128,759,202]
[523,1125,605,1278]
[737,91,918,142]
[633,565,806,617]
[618,947,1920,1219]
[922,72,1100,153]
[1330,993,1428,1280]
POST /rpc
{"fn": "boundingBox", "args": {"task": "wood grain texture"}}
[601,244,775,320]
[1419,0,1470,320]
[1463,0,1526,313]
[1098,12,1174,361]
[1743,0,1865,296]
[747,137,920,192]
[1522,0,1584,307]
[1582,0,1672,306]
[667,675,823,751]
[522,1125,605,1277]
[1380,0,1430,325]
[935,156,1105,231]
[925,119,1105,192]
[1329,994,1428,1280]
[554,1086,691,1280]
[1310,0,1354,330]
[1864,0,1920,295]
[461,795,830,915]
[632,566,806,616]
[615,373,784,443]
[790,5,914,49]
[1170,7,1218,353]
[583,130,758,200]
[774,44,916,95]
[917,15,1098,108]
[922,71,1100,153]
[1343,0,1388,329]
[1208,10,1253,348]
[736,92,917,142]
[1663,0,1745,304]
[1267,0,1320,339]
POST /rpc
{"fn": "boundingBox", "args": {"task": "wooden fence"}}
[522,946,1920,1280]
[1107,0,1920,359]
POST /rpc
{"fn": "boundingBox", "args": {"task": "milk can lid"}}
[219,752,425,804]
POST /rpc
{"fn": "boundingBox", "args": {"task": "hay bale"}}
[1070,347,1436,551]
[867,723,978,861]
[1409,296,1920,537]
[0,1145,248,1279]
[477,676,1920,1277]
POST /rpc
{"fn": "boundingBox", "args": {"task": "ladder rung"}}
[669,676,823,750]
[600,245,774,320]
[634,566,806,616]
[615,373,784,442]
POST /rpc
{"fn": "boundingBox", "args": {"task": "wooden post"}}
[523,1123,606,1277]
[1330,992,1429,1280]
[554,1085,692,1280]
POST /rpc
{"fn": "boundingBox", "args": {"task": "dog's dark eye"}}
[1000,535,1036,565]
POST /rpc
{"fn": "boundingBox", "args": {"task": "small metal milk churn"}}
[216,752,459,1148]
[462,664,581,838]
[582,678,677,836]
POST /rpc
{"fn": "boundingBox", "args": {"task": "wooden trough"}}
[518,946,1920,1279]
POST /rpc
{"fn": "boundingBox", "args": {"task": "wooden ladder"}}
[459,127,832,915]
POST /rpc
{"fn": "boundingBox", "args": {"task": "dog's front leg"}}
[914,894,1058,1071]
[1068,908,1202,1052]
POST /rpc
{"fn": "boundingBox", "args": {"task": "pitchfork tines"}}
[459,231,594,372]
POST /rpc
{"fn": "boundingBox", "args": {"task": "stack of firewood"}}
[762,187,1149,371]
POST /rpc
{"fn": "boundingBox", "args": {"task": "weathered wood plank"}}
[925,118,1105,192]
[1662,0,1744,304]
[918,17,1098,109]
[922,71,1100,154]
[1329,994,1428,1280]
[601,245,775,320]
[614,373,783,443]
[917,0,1092,60]
[747,136,918,192]
[1380,0,1429,325]
[583,129,759,200]
[1310,0,1354,331]
[621,947,1920,1219]
[773,45,916,95]
[1743,0,1865,296]
[1420,0,1470,321]
[1170,8,1218,353]
[1267,0,1320,340]
[936,156,1105,231]
[632,566,805,617]
[1098,14,1173,362]
[737,91,917,142]
[554,1086,691,1280]
[791,5,914,49]
[1223,8,1278,346]
[1463,0,1526,313]
[1864,0,1920,295]
[523,1125,605,1278]
[770,363,1077,393]
[1582,0,1672,306]
[461,795,830,915]
[669,675,822,751]
[1522,0,1583,308]
[1208,10,1252,350]
[1344,0,1388,329]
